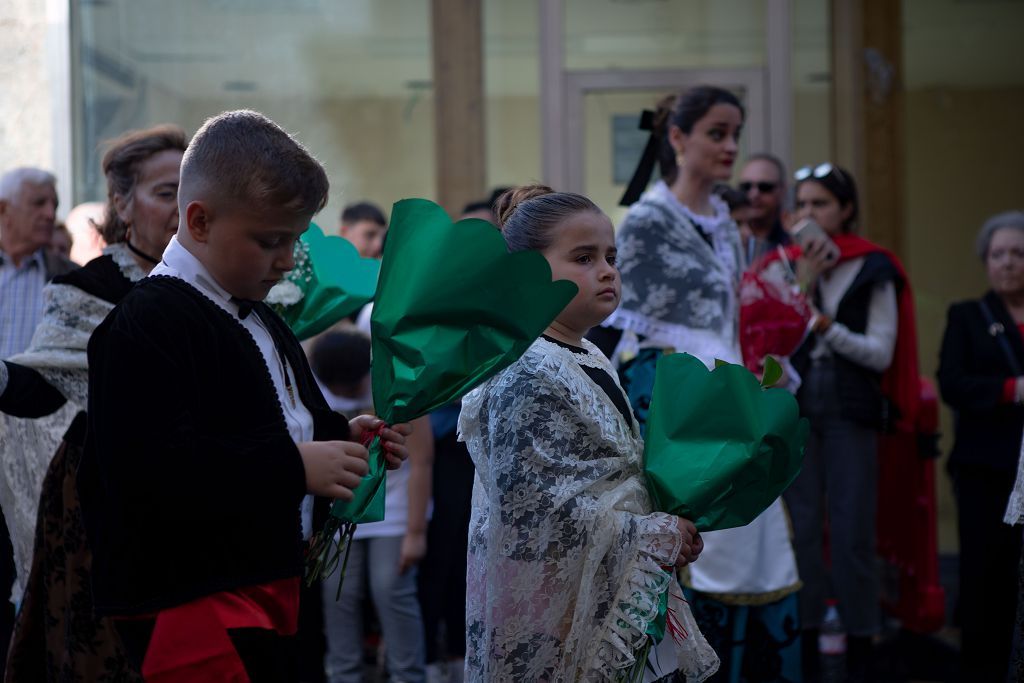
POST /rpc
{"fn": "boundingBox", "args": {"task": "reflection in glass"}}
[73,0,434,228]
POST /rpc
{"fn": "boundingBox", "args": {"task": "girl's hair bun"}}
[494,184,555,228]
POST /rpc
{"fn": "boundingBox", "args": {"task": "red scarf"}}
[759,234,920,431]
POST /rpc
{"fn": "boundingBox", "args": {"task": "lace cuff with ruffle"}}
[586,513,681,678]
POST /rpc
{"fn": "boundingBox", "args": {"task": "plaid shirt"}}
[0,248,48,358]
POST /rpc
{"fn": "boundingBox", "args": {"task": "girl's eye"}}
[708,129,724,141]
[606,255,617,267]
[259,238,282,249]
[576,254,592,264]
[795,201,807,210]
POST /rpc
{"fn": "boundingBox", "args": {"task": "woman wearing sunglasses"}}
[784,162,923,680]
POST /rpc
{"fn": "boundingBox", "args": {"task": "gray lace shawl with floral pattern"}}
[606,182,743,366]
[0,244,144,599]
[458,337,719,682]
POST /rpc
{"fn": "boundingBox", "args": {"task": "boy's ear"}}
[185,200,212,243]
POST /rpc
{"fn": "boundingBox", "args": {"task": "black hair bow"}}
[618,109,659,207]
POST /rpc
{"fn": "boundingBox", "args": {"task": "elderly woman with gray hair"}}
[938,210,1024,682]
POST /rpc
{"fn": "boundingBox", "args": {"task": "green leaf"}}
[714,358,729,369]
[760,355,784,388]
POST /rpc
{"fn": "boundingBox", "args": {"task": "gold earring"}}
[675,151,685,168]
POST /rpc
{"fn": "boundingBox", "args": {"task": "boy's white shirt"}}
[152,237,317,532]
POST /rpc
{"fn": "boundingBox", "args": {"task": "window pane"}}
[564,0,766,71]
[73,0,434,227]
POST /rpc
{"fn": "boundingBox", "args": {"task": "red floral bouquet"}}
[739,247,812,373]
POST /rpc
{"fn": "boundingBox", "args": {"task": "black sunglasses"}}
[738,181,778,194]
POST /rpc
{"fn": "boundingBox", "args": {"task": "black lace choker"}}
[126,240,160,265]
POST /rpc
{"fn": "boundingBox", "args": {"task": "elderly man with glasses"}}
[737,153,792,264]
[0,166,76,666]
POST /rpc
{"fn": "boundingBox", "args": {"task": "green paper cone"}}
[327,198,578,526]
[643,353,808,531]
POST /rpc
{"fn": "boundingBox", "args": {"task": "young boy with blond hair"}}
[80,110,410,682]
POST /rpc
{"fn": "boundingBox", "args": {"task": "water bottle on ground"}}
[819,599,847,683]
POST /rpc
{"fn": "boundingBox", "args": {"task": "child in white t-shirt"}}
[312,326,433,683]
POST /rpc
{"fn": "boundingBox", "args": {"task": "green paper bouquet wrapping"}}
[307,198,578,584]
[266,223,380,341]
[643,353,808,532]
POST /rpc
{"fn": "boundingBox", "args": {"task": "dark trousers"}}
[417,430,474,662]
[952,464,1020,682]
[785,362,880,636]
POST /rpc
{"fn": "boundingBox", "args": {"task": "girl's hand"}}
[348,415,413,469]
[675,517,703,567]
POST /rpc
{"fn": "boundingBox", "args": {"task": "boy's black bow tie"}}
[231,297,257,320]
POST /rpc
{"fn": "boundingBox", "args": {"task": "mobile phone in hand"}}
[791,218,840,264]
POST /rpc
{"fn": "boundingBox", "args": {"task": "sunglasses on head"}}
[794,162,847,185]
[738,181,778,194]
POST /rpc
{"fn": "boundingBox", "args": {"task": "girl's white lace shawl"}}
[458,337,718,682]
[0,244,143,600]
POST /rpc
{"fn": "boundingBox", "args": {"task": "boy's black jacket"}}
[79,275,350,615]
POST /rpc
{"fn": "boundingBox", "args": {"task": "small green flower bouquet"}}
[266,223,380,341]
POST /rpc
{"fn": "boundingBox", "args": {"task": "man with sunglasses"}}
[738,153,791,263]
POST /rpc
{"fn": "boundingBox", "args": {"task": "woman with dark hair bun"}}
[0,124,187,681]
[605,86,803,683]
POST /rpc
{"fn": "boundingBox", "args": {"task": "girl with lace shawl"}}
[0,125,187,681]
[458,185,719,682]
[600,88,803,683]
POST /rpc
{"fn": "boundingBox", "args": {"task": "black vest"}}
[793,252,901,429]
